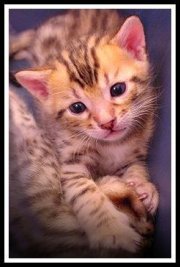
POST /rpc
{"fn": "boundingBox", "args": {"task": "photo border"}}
[4,3,176,263]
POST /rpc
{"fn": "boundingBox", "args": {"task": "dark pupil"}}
[110,82,126,97]
[69,102,86,114]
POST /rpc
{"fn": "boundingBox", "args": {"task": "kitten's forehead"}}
[59,40,100,88]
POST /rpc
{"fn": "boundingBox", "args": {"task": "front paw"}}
[88,215,142,253]
[126,179,159,214]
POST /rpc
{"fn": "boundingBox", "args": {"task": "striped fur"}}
[10,10,123,65]
[10,10,159,257]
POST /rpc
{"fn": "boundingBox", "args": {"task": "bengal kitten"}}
[9,10,159,257]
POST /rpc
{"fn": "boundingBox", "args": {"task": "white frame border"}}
[4,4,176,263]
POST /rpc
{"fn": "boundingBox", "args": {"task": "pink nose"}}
[100,119,115,130]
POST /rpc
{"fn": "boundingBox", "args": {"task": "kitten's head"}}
[15,16,155,142]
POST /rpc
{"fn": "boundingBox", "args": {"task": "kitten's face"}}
[47,43,150,142]
[15,16,153,142]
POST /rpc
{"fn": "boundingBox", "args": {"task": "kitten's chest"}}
[94,143,134,177]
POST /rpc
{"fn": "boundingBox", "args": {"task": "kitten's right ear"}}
[15,69,52,101]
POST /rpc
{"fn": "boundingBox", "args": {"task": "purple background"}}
[9,9,171,258]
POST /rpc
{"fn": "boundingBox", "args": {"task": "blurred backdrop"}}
[9,8,172,258]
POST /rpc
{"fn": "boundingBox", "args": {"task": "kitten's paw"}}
[126,179,159,214]
[89,218,142,253]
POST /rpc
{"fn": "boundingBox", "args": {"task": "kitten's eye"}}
[110,82,126,97]
[69,102,87,114]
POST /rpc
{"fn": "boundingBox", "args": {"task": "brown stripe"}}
[113,162,132,176]
[65,180,87,190]
[56,109,65,120]
[136,154,146,162]
[69,52,88,87]
[89,10,99,35]
[70,186,96,206]
[63,158,81,165]
[91,47,99,83]
[84,45,94,86]
[62,171,77,175]
[58,54,72,73]
[69,151,85,159]
[64,174,85,180]
[70,72,85,88]
[25,189,55,203]
[67,10,80,39]
[101,12,109,34]
[131,76,149,85]
[61,175,85,185]
[58,54,85,88]
[89,197,105,216]
[94,34,102,47]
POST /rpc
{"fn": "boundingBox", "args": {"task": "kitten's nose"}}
[100,119,115,130]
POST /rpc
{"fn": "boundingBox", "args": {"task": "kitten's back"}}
[10,10,124,65]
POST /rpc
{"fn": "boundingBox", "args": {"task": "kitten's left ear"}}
[112,16,147,61]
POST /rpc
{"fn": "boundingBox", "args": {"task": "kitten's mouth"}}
[104,127,127,140]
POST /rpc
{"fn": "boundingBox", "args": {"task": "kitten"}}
[10,10,159,256]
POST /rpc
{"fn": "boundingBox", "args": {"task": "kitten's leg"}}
[116,163,159,215]
[61,163,142,252]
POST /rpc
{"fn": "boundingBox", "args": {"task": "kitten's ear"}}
[112,16,147,61]
[15,69,52,100]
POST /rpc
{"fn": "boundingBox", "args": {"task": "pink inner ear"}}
[116,16,146,61]
[21,78,49,97]
[15,70,51,99]
[123,24,144,51]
